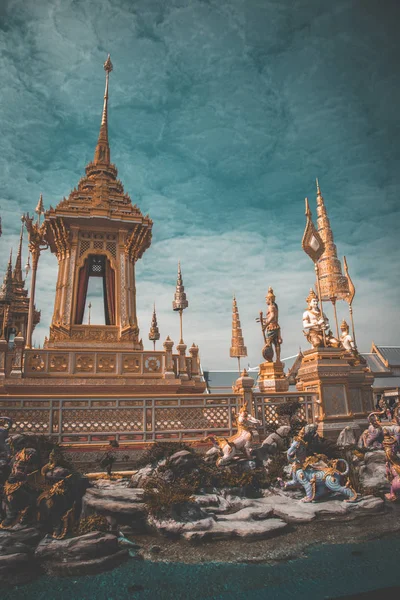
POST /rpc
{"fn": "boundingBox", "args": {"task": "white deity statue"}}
[302,289,340,349]
[340,319,358,355]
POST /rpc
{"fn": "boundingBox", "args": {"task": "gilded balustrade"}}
[0,392,317,445]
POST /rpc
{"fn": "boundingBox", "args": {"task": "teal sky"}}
[0,0,399,369]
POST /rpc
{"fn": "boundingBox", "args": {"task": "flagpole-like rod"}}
[179,308,183,343]
[88,302,92,325]
[343,256,357,349]
[348,303,357,348]
[330,295,340,339]
[237,357,241,375]
[314,262,326,347]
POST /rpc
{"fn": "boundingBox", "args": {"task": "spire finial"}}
[13,216,24,282]
[230,295,247,374]
[94,54,113,165]
[316,178,321,196]
[35,194,44,223]
[149,302,160,350]
[173,262,188,343]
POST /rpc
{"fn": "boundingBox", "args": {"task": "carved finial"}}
[35,194,44,219]
[149,303,160,350]
[104,54,113,74]
[173,262,188,343]
[305,197,311,218]
[173,262,188,312]
[94,55,113,165]
[316,178,321,197]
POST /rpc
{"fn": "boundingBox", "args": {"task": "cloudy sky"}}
[0,0,399,370]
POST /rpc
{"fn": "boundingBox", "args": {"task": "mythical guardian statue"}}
[280,426,357,502]
[205,405,262,466]
[382,429,400,502]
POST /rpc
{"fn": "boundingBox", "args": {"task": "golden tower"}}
[0,56,205,394]
[44,55,152,349]
[315,179,349,301]
[230,296,247,372]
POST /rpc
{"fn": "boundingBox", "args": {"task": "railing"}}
[0,392,317,445]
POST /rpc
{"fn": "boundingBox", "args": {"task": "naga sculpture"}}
[280,426,357,502]
[205,405,262,466]
[382,429,400,502]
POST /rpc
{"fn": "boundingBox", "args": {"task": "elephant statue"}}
[280,427,357,502]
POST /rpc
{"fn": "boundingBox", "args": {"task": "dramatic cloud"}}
[0,0,399,368]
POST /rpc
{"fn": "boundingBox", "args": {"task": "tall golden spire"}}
[0,250,14,302]
[230,295,247,373]
[94,54,113,166]
[315,179,349,301]
[148,303,160,350]
[13,217,25,282]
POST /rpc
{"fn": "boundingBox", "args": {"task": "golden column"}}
[24,196,48,349]
[230,295,247,374]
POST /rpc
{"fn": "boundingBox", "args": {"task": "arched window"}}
[75,255,115,325]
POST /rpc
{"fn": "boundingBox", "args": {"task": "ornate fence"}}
[0,392,316,445]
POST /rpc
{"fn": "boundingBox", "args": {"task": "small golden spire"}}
[230,295,247,374]
[316,178,321,198]
[0,250,14,303]
[149,303,160,350]
[35,194,44,223]
[305,197,311,218]
[13,217,25,282]
[173,262,188,343]
[94,54,113,165]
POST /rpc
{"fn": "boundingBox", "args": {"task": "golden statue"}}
[257,287,282,363]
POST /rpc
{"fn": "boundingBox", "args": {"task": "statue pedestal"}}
[258,361,289,393]
[296,347,374,440]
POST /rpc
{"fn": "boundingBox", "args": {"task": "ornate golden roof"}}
[230,295,247,359]
[315,179,349,301]
[45,56,152,258]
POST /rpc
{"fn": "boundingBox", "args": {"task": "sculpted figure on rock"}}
[280,425,357,502]
[205,405,262,467]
